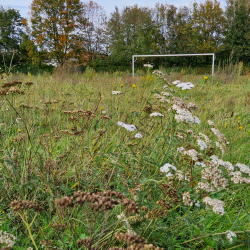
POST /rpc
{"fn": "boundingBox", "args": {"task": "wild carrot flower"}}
[117,121,136,132]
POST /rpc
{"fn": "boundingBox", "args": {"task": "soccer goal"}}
[132,53,215,77]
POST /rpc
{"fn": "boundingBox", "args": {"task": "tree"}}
[225,0,250,63]
[107,5,163,70]
[0,6,26,73]
[30,0,87,64]
[81,1,107,63]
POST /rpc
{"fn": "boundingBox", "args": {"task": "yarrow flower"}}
[112,91,122,95]
[150,112,164,117]
[160,163,177,177]
[203,196,225,215]
[197,139,207,150]
[176,82,195,90]
[117,121,136,132]
[135,133,142,138]
[225,230,237,242]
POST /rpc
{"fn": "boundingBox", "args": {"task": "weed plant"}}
[0,69,249,249]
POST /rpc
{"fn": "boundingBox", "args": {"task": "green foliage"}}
[0,71,250,249]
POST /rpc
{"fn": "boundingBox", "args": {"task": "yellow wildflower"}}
[101,107,104,110]
[18,129,21,132]
[238,117,240,119]
[204,76,208,80]
[132,84,136,88]
[121,84,124,87]
[239,126,242,130]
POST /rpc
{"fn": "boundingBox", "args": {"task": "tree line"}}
[0,0,250,73]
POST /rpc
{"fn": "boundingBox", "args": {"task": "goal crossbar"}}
[132,53,215,77]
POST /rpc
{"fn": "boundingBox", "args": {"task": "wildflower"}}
[135,133,142,138]
[176,82,195,90]
[143,64,153,68]
[239,126,242,130]
[203,196,225,215]
[16,118,22,123]
[102,110,106,114]
[204,76,208,80]
[182,192,193,206]
[225,230,237,242]
[117,121,137,132]
[177,147,185,152]
[207,120,215,127]
[195,162,207,168]
[101,107,104,110]
[112,91,122,95]
[238,117,240,119]
[150,112,164,117]
[216,81,219,84]
[28,72,31,77]
[121,84,124,87]
[160,163,177,177]
[197,139,207,150]
[2,211,5,214]
[172,80,181,85]
[18,129,21,132]
[183,149,199,161]
[132,84,136,88]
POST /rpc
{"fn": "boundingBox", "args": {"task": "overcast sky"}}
[1,0,227,18]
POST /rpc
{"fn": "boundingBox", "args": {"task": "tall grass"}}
[0,69,249,249]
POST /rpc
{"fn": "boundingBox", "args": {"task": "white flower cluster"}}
[195,162,207,168]
[211,128,229,145]
[154,93,170,103]
[150,112,164,117]
[177,147,185,152]
[0,221,16,248]
[182,192,199,207]
[183,149,199,161]
[203,196,225,215]
[187,102,199,109]
[197,139,207,150]
[152,70,163,76]
[196,182,215,192]
[215,141,226,154]
[160,163,177,177]
[172,80,195,90]
[117,121,137,132]
[112,91,122,95]
[230,171,250,184]
[173,104,200,125]
[135,133,142,138]
[201,165,228,189]
[161,91,173,97]
[207,120,215,127]
[210,155,234,171]
[235,163,250,176]
[225,230,237,242]
[199,133,211,146]
[117,212,136,234]
[171,97,200,125]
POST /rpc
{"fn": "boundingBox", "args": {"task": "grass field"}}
[0,68,250,249]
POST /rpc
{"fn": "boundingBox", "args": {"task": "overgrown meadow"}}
[0,66,250,250]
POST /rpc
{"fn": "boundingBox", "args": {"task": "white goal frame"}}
[132,53,215,77]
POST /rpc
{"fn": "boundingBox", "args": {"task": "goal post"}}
[132,53,215,77]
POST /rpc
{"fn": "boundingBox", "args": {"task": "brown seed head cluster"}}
[63,110,96,117]
[2,81,22,88]
[161,184,179,204]
[51,222,67,232]
[0,88,9,95]
[11,200,43,212]
[25,82,34,86]
[19,103,33,109]
[77,238,92,248]
[114,233,163,250]
[121,198,139,214]
[55,196,73,207]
